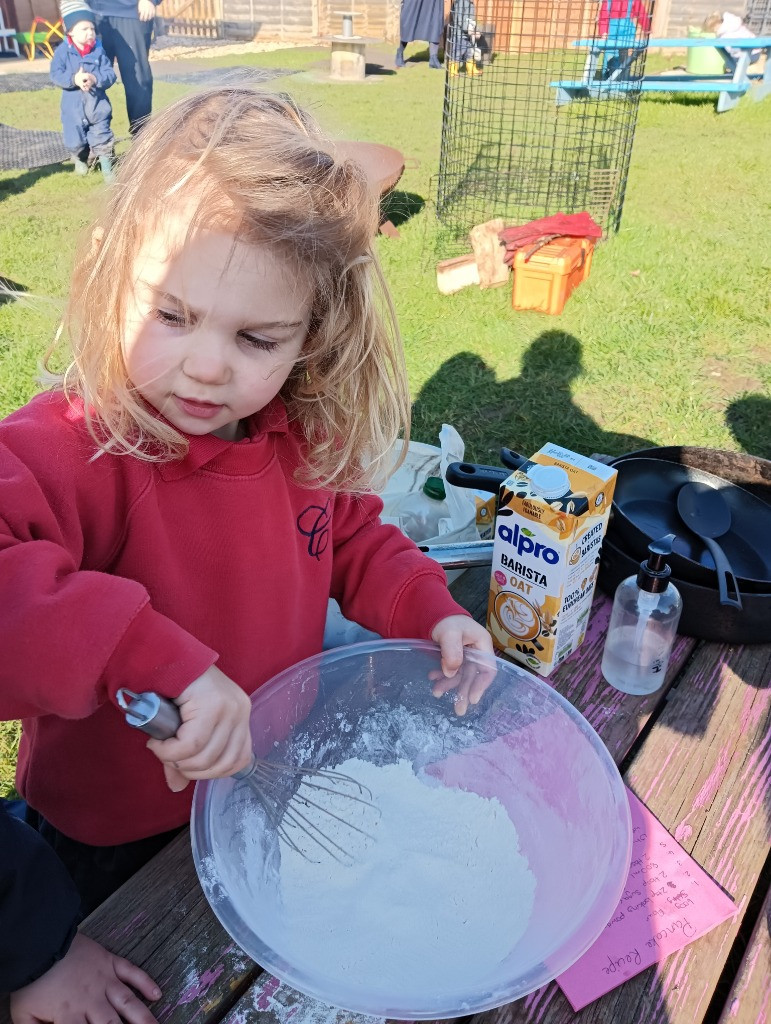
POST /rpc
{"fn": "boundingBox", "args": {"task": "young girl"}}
[0,88,492,916]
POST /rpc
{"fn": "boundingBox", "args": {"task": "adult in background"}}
[395,0,443,69]
[90,0,161,134]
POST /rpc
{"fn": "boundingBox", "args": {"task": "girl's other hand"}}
[146,665,253,792]
[429,615,497,716]
[138,0,156,20]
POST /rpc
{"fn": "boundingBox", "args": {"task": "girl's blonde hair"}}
[58,88,410,492]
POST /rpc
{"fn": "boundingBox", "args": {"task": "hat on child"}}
[60,0,96,31]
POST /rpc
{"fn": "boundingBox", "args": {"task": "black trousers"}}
[97,15,154,134]
[25,807,183,919]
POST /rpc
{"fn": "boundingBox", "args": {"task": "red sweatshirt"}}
[0,392,466,845]
[598,0,651,36]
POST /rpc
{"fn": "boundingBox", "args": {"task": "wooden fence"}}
[160,0,223,38]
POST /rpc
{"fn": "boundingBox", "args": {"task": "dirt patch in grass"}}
[704,358,763,404]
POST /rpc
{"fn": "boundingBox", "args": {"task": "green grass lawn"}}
[0,45,769,795]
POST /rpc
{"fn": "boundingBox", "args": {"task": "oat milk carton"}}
[487,443,617,676]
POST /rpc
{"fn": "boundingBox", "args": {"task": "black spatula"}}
[677,482,742,609]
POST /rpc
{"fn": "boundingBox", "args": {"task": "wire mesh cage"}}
[436,0,655,257]
[745,0,771,33]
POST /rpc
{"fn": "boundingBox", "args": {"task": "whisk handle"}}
[116,689,182,740]
[117,689,259,778]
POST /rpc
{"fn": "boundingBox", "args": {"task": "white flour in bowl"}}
[266,757,536,997]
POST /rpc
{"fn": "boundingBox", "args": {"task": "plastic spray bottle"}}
[601,535,683,695]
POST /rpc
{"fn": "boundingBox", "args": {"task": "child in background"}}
[703,10,762,64]
[597,0,651,79]
[1,800,162,1024]
[0,88,493,916]
[446,0,482,76]
[50,0,116,181]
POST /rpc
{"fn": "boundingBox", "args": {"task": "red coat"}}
[598,0,651,36]
[0,393,465,844]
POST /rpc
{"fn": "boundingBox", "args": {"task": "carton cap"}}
[526,463,570,500]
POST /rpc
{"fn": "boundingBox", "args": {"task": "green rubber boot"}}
[99,154,116,184]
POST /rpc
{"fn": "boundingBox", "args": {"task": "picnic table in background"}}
[0,569,768,1024]
[553,35,771,112]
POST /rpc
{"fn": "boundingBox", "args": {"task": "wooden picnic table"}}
[2,568,769,1024]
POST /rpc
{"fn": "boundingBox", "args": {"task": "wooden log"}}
[469,219,509,289]
[436,253,480,294]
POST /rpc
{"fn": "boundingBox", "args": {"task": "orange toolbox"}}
[511,236,595,315]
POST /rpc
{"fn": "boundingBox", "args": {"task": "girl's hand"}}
[146,665,253,792]
[138,0,156,19]
[430,615,497,716]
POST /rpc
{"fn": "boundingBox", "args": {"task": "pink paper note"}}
[556,787,738,1012]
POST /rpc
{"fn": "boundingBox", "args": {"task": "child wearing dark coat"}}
[1,799,162,1022]
[50,0,117,180]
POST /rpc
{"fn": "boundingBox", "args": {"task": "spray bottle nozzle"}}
[637,533,675,593]
[646,533,675,571]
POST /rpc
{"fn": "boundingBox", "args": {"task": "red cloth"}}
[0,392,466,845]
[68,36,96,56]
[598,0,651,36]
[498,212,602,265]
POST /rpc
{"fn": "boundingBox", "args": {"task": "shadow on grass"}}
[364,63,397,76]
[411,331,655,462]
[398,45,446,66]
[381,190,425,228]
[726,395,771,460]
[643,92,726,109]
[0,162,68,198]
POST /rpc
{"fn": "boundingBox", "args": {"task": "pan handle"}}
[703,538,743,610]
[499,448,528,470]
[445,462,509,494]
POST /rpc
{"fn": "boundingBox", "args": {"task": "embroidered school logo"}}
[297,499,331,559]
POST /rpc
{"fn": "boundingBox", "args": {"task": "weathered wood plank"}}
[219,973,455,1024]
[618,643,771,1024]
[466,640,771,1024]
[715,886,771,1024]
[219,973,384,1024]
[83,832,262,1024]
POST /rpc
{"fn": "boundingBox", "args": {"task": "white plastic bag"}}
[380,425,478,547]
[323,426,479,649]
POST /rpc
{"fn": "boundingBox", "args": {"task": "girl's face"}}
[122,224,312,441]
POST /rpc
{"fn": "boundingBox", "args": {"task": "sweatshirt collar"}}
[156,397,289,481]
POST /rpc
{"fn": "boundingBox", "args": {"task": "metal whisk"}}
[116,689,380,862]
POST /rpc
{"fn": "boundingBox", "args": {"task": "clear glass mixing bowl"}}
[191,639,631,1019]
